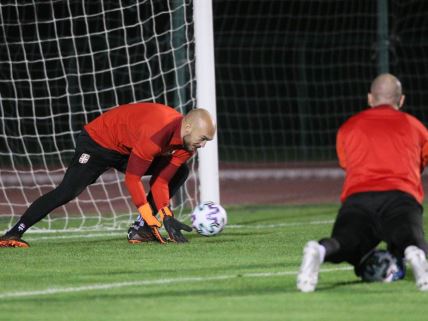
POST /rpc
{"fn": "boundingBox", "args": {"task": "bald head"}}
[181,108,216,152]
[368,73,404,109]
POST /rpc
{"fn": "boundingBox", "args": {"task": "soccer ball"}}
[359,250,405,283]
[190,201,227,236]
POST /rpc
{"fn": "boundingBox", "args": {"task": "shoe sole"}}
[128,239,143,244]
[128,238,158,244]
[0,240,30,248]
[417,279,428,291]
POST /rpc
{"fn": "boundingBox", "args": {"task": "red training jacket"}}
[336,104,428,204]
[84,102,193,210]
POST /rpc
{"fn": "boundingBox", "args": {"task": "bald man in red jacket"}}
[297,74,428,292]
[0,103,216,247]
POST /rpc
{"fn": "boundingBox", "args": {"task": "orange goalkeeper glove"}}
[138,204,192,244]
[137,203,166,244]
[159,206,193,243]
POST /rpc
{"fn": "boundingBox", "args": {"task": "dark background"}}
[1,0,428,167]
[213,0,428,163]
[0,0,195,167]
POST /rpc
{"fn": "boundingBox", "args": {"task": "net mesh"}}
[0,0,196,232]
[211,0,428,206]
[213,0,428,165]
[214,0,377,164]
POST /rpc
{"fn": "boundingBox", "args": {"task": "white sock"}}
[134,214,145,227]
[318,244,326,263]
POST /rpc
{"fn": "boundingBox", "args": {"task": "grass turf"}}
[1,204,428,321]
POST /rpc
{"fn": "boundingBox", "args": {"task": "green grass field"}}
[1,204,428,321]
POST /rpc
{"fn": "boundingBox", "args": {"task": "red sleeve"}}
[125,152,153,207]
[336,127,347,169]
[414,119,428,168]
[150,149,193,210]
[422,141,428,168]
[407,114,428,169]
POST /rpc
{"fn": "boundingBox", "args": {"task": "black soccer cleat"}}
[127,224,157,244]
[0,234,30,248]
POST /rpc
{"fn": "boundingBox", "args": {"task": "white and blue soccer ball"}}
[190,201,227,236]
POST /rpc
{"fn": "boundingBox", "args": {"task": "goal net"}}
[0,0,196,232]
[213,0,428,177]
[214,0,377,168]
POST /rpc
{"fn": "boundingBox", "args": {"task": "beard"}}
[182,134,193,151]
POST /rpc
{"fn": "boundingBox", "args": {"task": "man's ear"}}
[398,95,405,109]
[184,122,192,134]
[367,93,374,107]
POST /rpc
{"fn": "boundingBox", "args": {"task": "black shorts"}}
[69,129,129,178]
[327,190,427,266]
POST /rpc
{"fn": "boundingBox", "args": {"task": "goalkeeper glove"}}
[159,207,193,243]
[137,203,166,244]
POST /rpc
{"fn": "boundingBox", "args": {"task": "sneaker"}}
[297,241,322,292]
[404,245,428,291]
[127,224,157,244]
[0,234,30,248]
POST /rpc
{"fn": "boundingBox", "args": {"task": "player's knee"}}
[54,184,84,204]
[390,228,428,256]
[402,237,428,255]
[176,164,190,181]
[166,164,190,198]
[169,164,190,188]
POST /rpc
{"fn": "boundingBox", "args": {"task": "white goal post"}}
[194,0,220,204]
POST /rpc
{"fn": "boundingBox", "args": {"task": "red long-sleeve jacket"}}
[337,105,428,204]
[84,103,193,210]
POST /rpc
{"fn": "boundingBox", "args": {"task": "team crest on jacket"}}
[79,153,90,164]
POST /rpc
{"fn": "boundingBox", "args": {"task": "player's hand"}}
[138,203,166,244]
[159,207,192,243]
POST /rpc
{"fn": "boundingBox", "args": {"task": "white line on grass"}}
[24,220,334,242]
[0,266,353,299]
[25,232,125,242]
[227,220,334,229]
